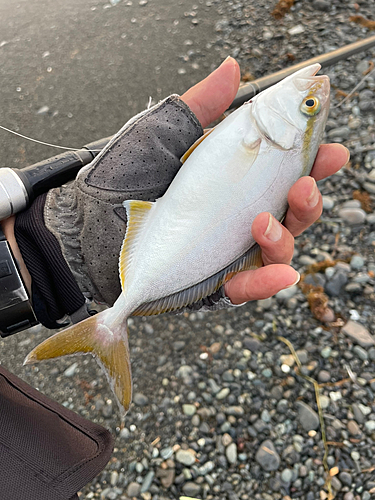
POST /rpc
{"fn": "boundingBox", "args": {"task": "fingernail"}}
[344,148,350,167]
[221,56,233,66]
[264,213,282,242]
[285,271,300,289]
[307,178,319,208]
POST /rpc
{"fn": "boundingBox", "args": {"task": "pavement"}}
[0,0,219,169]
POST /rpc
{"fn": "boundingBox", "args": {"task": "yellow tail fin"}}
[24,309,132,416]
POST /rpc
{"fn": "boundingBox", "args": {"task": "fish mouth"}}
[293,63,330,96]
[251,63,330,151]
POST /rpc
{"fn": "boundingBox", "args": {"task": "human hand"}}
[13,57,349,328]
[181,57,350,304]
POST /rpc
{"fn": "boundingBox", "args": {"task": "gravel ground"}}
[1,1,375,499]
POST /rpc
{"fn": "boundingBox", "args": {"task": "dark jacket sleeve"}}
[0,365,114,500]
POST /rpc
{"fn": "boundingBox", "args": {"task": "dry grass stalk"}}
[277,336,335,499]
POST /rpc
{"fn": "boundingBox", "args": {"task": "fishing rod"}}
[230,33,375,109]
[0,136,111,221]
[1,34,375,222]
[0,35,374,337]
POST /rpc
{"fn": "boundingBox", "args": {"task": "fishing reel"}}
[0,137,110,337]
[1,33,374,338]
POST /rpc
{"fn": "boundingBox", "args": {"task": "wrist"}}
[0,216,32,295]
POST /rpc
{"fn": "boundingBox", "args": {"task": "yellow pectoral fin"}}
[180,128,214,164]
[25,310,132,415]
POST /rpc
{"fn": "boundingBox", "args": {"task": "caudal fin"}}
[24,309,132,415]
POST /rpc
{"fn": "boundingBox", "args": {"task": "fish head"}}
[251,63,330,166]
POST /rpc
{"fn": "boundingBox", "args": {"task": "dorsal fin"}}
[132,243,263,316]
[180,128,214,164]
[119,200,153,293]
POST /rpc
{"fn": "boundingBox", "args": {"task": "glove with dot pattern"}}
[44,95,203,307]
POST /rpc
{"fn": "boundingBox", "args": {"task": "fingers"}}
[251,212,294,265]
[311,143,350,181]
[283,144,349,236]
[284,176,323,237]
[225,212,298,304]
[181,57,241,128]
[224,175,323,303]
[224,264,299,304]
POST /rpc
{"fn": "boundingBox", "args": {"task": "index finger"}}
[311,143,350,181]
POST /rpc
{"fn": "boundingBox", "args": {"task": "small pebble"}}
[350,255,365,270]
[182,404,197,416]
[222,433,233,446]
[281,468,293,483]
[338,208,367,225]
[312,0,330,10]
[365,421,375,432]
[353,345,368,361]
[297,402,320,431]
[276,285,298,301]
[321,346,332,358]
[322,195,334,210]
[329,391,342,402]
[318,370,331,383]
[347,420,361,436]
[288,25,305,35]
[216,387,230,400]
[226,442,237,464]
[63,362,78,377]
[339,471,352,487]
[175,449,196,466]
[126,482,141,497]
[255,440,280,471]
[341,321,375,347]
[182,482,201,496]
[133,393,149,406]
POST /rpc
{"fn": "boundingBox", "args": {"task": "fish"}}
[24,63,330,417]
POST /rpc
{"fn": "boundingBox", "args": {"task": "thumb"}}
[181,57,240,128]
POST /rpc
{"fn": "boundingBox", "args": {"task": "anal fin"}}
[133,243,263,316]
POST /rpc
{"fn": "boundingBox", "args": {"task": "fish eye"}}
[300,96,321,116]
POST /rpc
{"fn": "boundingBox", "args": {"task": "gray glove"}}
[44,95,203,307]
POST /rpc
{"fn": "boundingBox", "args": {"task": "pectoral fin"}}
[228,137,261,183]
[180,128,214,163]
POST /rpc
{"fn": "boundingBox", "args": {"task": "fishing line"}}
[147,96,153,110]
[333,66,375,109]
[0,124,101,151]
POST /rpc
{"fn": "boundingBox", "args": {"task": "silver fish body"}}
[25,64,330,415]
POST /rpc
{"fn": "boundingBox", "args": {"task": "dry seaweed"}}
[240,71,255,83]
[349,14,375,30]
[299,273,336,323]
[304,285,332,322]
[307,289,331,322]
[272,0,294,19]
[353,189,373,213]
[305,259,338,274]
